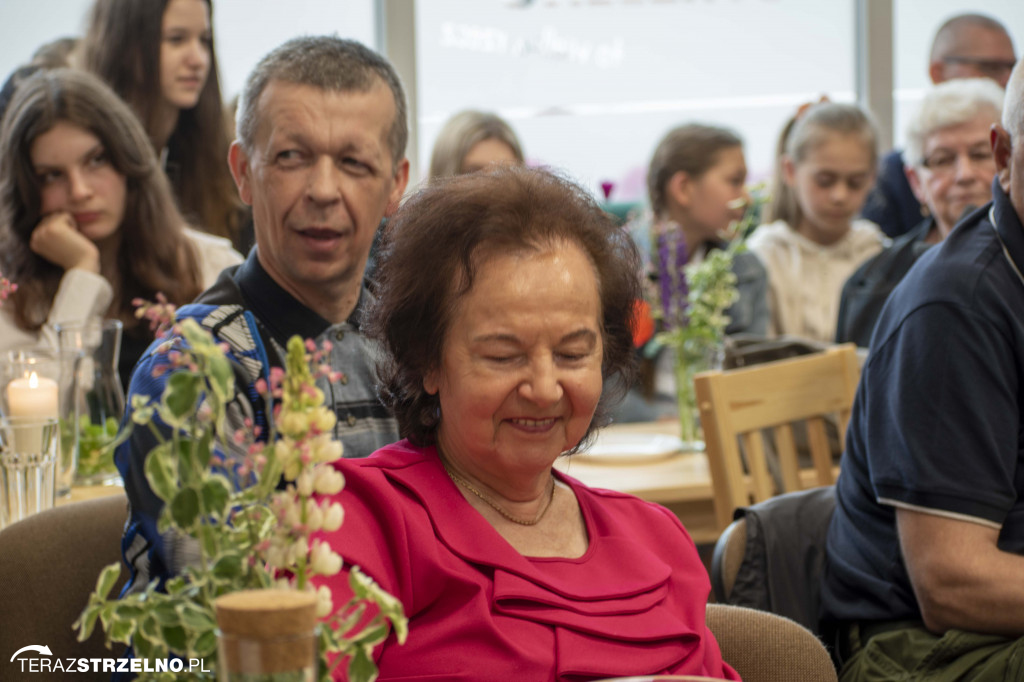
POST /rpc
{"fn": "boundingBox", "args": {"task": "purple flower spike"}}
[656,227,689,330]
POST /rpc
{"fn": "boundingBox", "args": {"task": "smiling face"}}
[907,110,998,237]
[31,121,126,243]
[425,241,604,485]
[159,0,212,111]
[785,132,875,245]
[229,79,409,313]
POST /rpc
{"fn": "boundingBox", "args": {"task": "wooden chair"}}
[695,344,859,531]
[0,494,128,681]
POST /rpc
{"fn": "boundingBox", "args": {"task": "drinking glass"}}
[0,416,59,529]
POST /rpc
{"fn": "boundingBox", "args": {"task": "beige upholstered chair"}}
[597,605,838,682]
[0,494,128,681]
[695,344,859,531]
[707,603,838,682]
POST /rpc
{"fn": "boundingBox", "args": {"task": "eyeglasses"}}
[942,55,1017,79]
[920,145,995,176]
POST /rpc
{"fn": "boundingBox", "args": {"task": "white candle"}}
[5,372,59,454]
[6,372,59,418]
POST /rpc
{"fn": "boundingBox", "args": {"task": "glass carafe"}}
[56,319,125,486]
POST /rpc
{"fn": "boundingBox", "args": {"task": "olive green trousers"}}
[840,623,1024,681]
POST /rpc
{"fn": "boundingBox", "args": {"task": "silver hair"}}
[906,78,1004,166]
[1004,61,1024,139]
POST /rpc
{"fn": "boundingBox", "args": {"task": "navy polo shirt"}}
[822,181,1024,624]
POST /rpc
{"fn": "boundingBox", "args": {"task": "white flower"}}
[312,406,337,433]
[309,539,343,576]
[306,502,324,532]
[278,409,309,437]
[310,433,343,463]
[314,466,345,496]
[288,538,307,566]
[296,468,315,498]
[315,585,334,618]
[321,501,344,532]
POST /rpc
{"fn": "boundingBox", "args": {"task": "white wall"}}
[415,0,857,201]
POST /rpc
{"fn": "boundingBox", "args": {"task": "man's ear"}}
[228,141,254,206]
[928,60,945,85]
[386,158,411,217]
[992,124,1013,196]
[666,170,692,208]
[905,165,928,206]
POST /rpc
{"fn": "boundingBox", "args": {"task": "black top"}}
[823,180,1024,624]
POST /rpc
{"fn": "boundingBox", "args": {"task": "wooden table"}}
[555,421,721,545]
[60,481,125,505]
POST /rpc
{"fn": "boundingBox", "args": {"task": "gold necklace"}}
[441,457,556,526]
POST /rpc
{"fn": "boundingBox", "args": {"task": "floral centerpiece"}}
[646,187,767,447]
[75,302,406,681]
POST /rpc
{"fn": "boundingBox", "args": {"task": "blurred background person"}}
[617,123,768,421]
[314,165,739,680]
[79,0,246,250]
[0,69,241,388]
[862,12,1015,238]
[428,109,525,181]
[837,77,1004,347]
[750,102,884,344]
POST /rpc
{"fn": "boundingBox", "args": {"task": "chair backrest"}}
[695,343,859,531]
[0,494,128,681]
[706,603,838,682]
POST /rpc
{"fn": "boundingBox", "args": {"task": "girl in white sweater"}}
[0,69,241,387]
[748,102,885,343]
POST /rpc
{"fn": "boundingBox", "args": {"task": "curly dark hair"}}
[368,165,641,450]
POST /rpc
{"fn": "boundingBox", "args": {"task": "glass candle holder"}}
[1,350,77,496]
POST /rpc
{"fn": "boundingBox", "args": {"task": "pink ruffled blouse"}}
[313,440,740,681]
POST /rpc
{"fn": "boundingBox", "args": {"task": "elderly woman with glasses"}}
[311,166,739,681]
[836,77,1005,348]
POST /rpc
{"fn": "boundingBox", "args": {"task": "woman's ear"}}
[666,170,692,208]
[423,369,440,396]
[782,155,798,187]
[904,165,927,206]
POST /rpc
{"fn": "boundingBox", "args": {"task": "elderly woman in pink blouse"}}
[313,166,739,681]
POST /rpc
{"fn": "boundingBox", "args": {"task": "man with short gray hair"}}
[863,12,1016,238]
[116,36,409,590]
[823,60,1024,679]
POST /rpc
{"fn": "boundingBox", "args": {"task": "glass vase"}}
[55,319,125,486]
[673,342,723,452]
